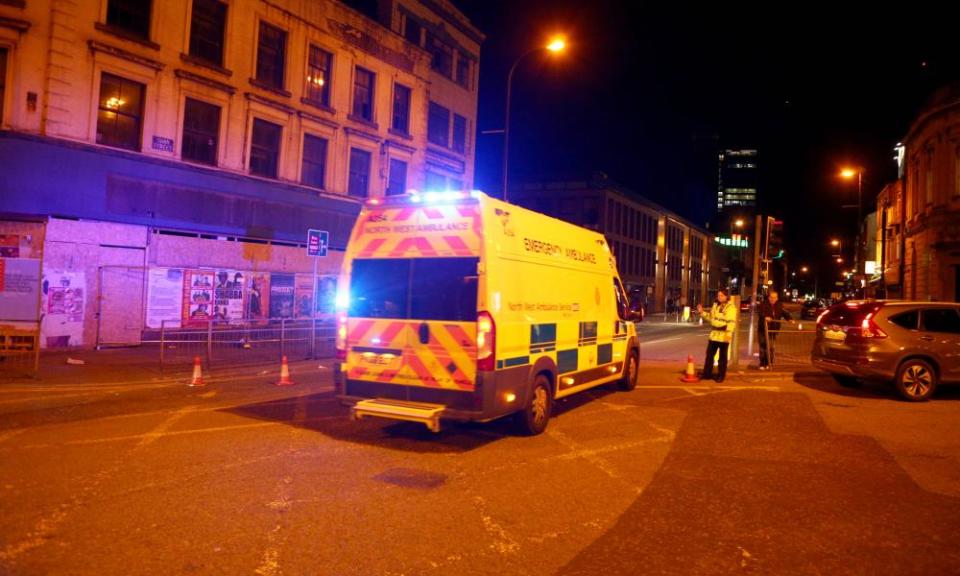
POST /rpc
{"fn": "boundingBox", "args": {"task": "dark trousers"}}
[702,339,729,380]
[758,327,777,367]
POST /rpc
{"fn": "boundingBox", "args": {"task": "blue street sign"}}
[307,229,328,257]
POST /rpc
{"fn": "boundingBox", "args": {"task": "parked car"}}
[801,298,830,320]
[811,300,960,401]
[739,296,752,312]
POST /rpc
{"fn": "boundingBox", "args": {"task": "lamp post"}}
[502,36,566,202]
[733,218,745,299]
[840,168,863,224]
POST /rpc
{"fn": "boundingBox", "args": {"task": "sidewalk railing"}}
[149,318,336,370]
[763,318,817,367]
[0,324,40,379]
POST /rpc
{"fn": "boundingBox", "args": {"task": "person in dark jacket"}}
[758,290,792,370]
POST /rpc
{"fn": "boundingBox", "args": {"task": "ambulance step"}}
[352,398,446,433]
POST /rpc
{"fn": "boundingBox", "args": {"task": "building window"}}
[96,73,145,151]
[305,45,331,107]
[387,159,408,196]
[392,83,411,134]
[189,0,226,67]
[301,134,328,189]
[427,33,453,78]
[352,67,375,121]
[181,97,220,165]
[256,21,286,91]
[0,48,6,125]
[455,53,470,89]
[425,170,445,192]
[250,118,282,178]
[453,114,467,154]
[403,17,422,46]
[106,0,152,40]
[428,102,449,147]
[925,148,934,205]
[348,148,372,198]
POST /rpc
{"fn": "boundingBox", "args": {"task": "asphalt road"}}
[1,359,959,575]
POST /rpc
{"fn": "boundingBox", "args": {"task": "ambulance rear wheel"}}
[516,373,552,436]
[618,349,639,391]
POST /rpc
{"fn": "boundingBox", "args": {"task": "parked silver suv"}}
[811,300,960,401]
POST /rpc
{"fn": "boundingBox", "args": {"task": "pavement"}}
[0,313,781,389]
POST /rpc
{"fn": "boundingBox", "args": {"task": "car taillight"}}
[859,312,887,339]
[336,312,348,360]
[477,311,496,371]
[816,309,830,325]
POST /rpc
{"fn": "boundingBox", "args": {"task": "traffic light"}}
[765,217,784,260]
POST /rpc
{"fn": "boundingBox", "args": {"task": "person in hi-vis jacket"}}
[697,288,737,382]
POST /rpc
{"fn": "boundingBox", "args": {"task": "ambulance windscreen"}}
[349,257,479,322]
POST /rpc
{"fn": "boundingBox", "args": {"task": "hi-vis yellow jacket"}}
[701,301,737,343]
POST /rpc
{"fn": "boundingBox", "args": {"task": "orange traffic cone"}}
[276,355,295,386]
[189,355,205,387]
[680,354,700,383]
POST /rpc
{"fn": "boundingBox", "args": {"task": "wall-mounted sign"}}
[152,136,174,153]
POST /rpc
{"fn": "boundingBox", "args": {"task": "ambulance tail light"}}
[336,312,348,360]
[477,311,496,371]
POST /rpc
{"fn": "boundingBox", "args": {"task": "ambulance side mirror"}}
[628,304,644,322]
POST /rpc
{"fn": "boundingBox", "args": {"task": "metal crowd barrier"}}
[0,324,40,379]
[148,318,336,370]
[762,318,817,367]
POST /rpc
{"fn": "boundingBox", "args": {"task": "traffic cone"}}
[188,355,205,387]
[680,354,700,383]
[276,355,295,386]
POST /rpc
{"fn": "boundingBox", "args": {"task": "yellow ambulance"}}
[334,191,639,435]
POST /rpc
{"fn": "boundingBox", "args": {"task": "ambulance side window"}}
[613,278,628,320]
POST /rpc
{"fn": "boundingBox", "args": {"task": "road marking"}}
[0,428,26,445]
[473,496,520,554]
[136,406,194,449]
[0,405,198,562]
[642,336,684,345]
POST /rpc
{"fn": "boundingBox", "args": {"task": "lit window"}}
[305,45,332,107]
[96,73,145,151]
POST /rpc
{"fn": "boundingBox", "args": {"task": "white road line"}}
[642,336,684,345]
[0,405,198,562]
[135,406,195,449]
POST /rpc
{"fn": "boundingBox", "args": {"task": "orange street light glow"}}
[840,168,857,179]
[546,37,566,52]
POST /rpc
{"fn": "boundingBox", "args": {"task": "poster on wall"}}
[0,258,41,322]
[146,268,184,329]
[183,270,215,326]
[214,270,245,322]
[295,275,315,318]
[315,275,338,315]
[269,274,295,319]
[41,270,84,347]
[0,235,20,258]
[247,273,270,323]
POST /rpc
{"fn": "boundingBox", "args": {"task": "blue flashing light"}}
[335,288,350,311]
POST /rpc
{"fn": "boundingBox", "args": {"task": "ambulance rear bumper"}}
[335,363,530,424]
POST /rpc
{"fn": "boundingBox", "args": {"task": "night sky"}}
[454,0,959,276]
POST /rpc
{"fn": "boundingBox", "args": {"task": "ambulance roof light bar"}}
[365,190,483,207]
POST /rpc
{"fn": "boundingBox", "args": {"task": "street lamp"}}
[840,168,863,223]
[502,35,567,202]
